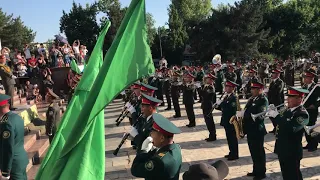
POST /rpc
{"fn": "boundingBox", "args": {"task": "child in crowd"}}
[17,62,28,77]
[33,84,42,103]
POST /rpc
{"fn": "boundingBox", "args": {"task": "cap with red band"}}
[152,113,181,137]
[249,69,257,73]
[0,94,10,106]
[141,93,162,106]
[304,70,317,78]
[184,72,195,79]
[251,82,264,89]
[225,80,238,87]
[204,73,216,80]
[286,87,309,97]
[272,69,282,74]
[131,82,141,89]
[140,83,157,94]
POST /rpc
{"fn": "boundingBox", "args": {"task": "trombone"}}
[304,123,320,137]
[251,103,285,121]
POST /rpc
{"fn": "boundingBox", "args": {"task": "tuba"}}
[229,95,245,139]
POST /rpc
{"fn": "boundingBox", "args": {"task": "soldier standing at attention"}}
[302,69,320,152]
[171,71,182,118]
[235,61,243,97]
[0,55,17,110]
[182,73,196,127]
[131,113,182,180]
[266,87,309,180]
[216,81,239,160]
[265,69,284,134]
[195,66,204,103]
[45,96,61,144]
[237,82,268,180]
[127,83,142,126]
[0,94,28,180]
[201,73,217,141]
[129,93,162,153]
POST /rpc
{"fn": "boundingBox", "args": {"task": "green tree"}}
[60,2,99,52]
[172,0,212,22]
[0,8,35,49]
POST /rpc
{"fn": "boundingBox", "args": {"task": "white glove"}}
[129,126,138,138]
[1,176,10,180]
[236,111,244,118]
[125,102,132,108]
[263,88,269,93]
[195,82,201,88]
[241,84,246,88]
[266,108,279,118]
[216,99,223,106]
[127,105,136,114]
[268,104,276,110]
[12,75,17,79]
[153,77,157,80]
[141,136,154,152]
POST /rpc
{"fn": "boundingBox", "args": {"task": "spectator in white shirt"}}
[73,40,81,63]
[23,44,32,60]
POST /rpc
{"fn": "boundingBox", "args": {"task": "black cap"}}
[182,160,229,180]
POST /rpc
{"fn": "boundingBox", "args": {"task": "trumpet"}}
[304,123,320,137]
[251,103,285,121]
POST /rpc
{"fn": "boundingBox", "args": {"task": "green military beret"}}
[141,93,162,106]
[0,94,10,106]
[152,113,181,136]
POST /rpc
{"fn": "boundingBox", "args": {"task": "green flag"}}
[35,21,111,180]
[48,0,154,179]
[70,59,81,74]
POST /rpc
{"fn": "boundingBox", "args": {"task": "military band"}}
[112,54,320,180]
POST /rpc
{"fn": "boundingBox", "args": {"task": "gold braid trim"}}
[0,64,12,73]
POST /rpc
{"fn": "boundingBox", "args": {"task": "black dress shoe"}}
[205,137,217,142]
[303,145,309,150]
[308,148,317,152]
[227,156,239,161]
[173,115,181,118]
[247,172,255,177]
[253,174,266,180]
[186,124,196,128]
[224,155,229,158]
[164,108,171,111]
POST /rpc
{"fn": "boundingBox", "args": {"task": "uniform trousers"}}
[247,133,266,176]
[172,96,181,116]
[185,104,195,125]
[305,109,318,149]
[202,108,216,138]
[224,125,238,157]
[165,91,171,109]
[279,156,302,180]
[4,84,15,108]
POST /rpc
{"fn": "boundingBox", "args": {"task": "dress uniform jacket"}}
[235,67,243,88]
[243,94,268,136]
[45,102,61,143]
[0,65,16,107]
[131,143,182,180]
[225,72,237,82]
[215,70,225,93]
[217,93,237,127]
[182,84,195,105]
[0,111,28,179]
[274,105,309,180]
[244,77,258,98]
[131,98,142,125]
[302,82,320,125]
[267,78,284,106]
[133,115,153,153]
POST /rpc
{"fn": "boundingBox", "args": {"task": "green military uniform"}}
[0,94,28,180]
[131,113,182,180]
[45,102,61,143]
[0,63,16,109]
[133,93,162,153]
[273,87,309,180]
[243,82,268,178]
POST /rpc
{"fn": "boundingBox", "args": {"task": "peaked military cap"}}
[286,87,309,97]
[225,80,238,87]
[182,160,229,180]
[141,93,162,106]
[152,113,181,136]
[0,94,10,106]
[251,81,264,89]
[140,82,158,93]
[249,69,257,73]
[184,72,195,79]
[131,82,141,89]
[304,69,317,78]
[204,73,216,80]
[271,69,283,74]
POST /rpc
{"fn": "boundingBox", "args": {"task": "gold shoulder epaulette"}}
[158,152,167,158]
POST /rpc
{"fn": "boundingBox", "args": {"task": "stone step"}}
[26,136,50,166]
[24,130,40,151]
[27,164,40,180]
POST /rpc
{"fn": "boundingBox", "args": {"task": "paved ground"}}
[105,83,320,180]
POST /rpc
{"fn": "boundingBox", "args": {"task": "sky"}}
[1,0,237,42]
